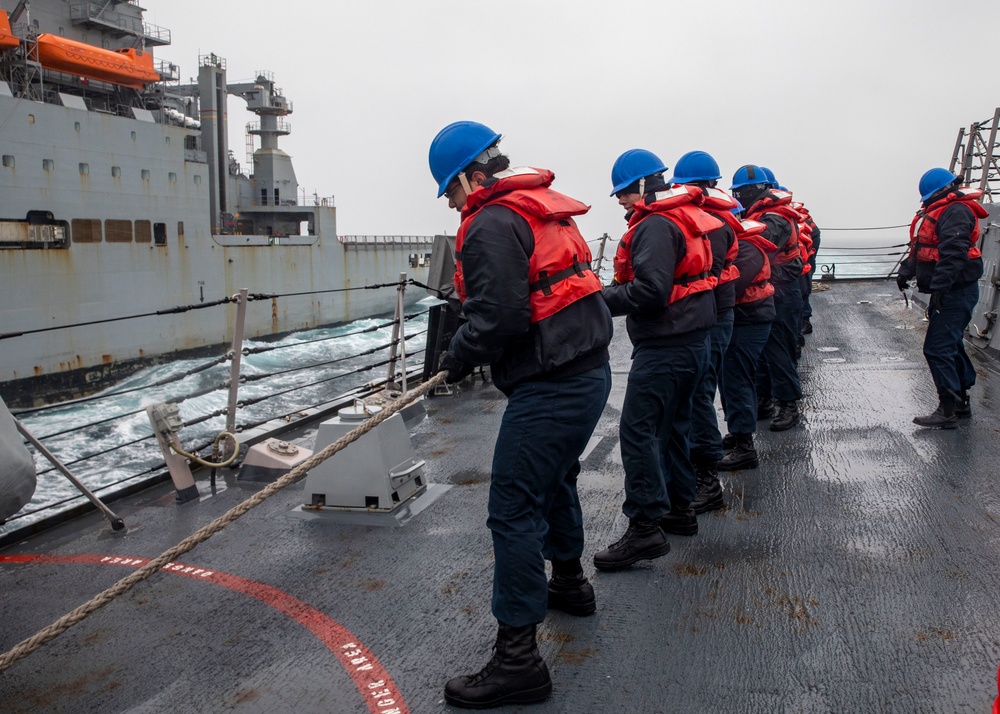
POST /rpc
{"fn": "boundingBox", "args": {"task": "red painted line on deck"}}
[0,554,409,714]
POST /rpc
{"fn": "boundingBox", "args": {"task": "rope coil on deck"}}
[0,371,448,673]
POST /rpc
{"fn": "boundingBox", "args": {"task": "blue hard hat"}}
[610,149,667,196]
[672,150,722,184]
[731,164,769,190]
[429,121,502,197]
[919,168,958,202]
[759,166,778,187]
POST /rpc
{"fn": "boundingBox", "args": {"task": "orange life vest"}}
[735,220,777,305]
[794,202,820,256]
[454,167,602,323]
[613,184,721,304]
[699,187,742,286]
[993,664,1000,714]
[745,189,801,268]
[791,200,816,274]
[908,187,987,263]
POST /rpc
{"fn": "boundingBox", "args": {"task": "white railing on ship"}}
[155,60,180,82]
[339,235,436,245]
[142,22,170,44]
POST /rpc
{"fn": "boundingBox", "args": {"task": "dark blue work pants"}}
[801,271,814,320]
[721,321,772,435]
[619,338,709,522]
[758,281,803,402]
[691,310,734,462]
[923,282,979,399]
[489,364,611,627]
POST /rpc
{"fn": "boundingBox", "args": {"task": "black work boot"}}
[955,390,972,419]
[802,318,813,334]
[757,397,777,420]
[657,508,698,536]
[722,432,736,450]
[444,623,552,709]
[547,559,595,616]
[913,395,958,429]
[690,460,724,514]
[769,400,800,431]
[718,434,759,471]
[593,519,670,571]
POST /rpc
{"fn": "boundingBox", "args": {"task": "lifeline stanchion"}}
[0,371,448,673]
[385,272,409,393]
[225,288,249,442]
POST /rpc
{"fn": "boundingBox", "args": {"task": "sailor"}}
[428,120,613,709]
[718,219,777,471]
[761,167,820,346]
[795,198,821,337]
[731,165,804,432]
[896,168,986,428]
[670,151,738,512]
[594,149,719,571]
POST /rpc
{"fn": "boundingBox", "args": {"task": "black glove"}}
[927,291,944,314]
[896,275,911,292]
[439,351,474,384]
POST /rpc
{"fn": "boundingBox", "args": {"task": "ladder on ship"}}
[950,107,1000,202]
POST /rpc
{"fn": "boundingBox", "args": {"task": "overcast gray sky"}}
[152,0,998,249]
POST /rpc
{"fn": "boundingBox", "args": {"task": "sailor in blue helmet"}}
[897,168,986,428]
[761,167,822,352]
[670,150,740,512]
[429,120,613,708]
[731,164,804,431]
[593,148,720,571]
[717,217,777,471]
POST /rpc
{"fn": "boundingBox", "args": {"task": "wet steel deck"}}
[2,279,999,713]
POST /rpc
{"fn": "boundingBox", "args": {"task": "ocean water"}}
[3,305,432,535]
[815,251,904,280]
[814,234,910,280]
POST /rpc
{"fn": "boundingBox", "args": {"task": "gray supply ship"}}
[0,0,433,407]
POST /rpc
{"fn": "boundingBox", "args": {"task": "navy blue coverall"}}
[447,185,613,627]
[603,213,714,520]
[897,202,983,401]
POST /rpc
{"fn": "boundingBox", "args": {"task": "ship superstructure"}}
[0,0,433,406]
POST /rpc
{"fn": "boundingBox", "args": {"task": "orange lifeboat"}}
[0,12,20,50]
[32,34,159,89]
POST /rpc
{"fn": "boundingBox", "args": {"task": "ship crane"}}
[228,72,297,209]
[8,1,29,25]
[169,56,314,235]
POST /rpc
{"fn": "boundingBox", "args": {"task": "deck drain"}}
[823,358,847,363]
[817,346,840,353]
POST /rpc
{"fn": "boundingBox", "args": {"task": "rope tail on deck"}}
[0,371,448,673]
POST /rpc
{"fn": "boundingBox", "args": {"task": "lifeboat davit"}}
[0,12,20,50]
[32,34,159,89]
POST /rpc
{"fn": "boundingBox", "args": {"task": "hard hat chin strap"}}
[458,173,473,195]
[638,177,646,197]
